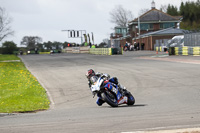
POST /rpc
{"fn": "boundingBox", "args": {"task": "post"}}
[138,17,141,50]
[61,29,86,45]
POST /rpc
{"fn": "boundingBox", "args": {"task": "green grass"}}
[0,54,20,61]
[0,55,50,113]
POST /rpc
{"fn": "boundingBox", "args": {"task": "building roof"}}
[130,9,182,24]
[133,27,186,40]
[114,26,127,29]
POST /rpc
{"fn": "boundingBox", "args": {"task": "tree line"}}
[0,36,81,54]
[1,36,108,54]
[166,0,200,30]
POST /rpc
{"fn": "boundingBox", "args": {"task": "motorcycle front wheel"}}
[101,91,118,107]
[126,92,135,105]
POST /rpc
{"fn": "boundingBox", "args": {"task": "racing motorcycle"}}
[90,76,135,107]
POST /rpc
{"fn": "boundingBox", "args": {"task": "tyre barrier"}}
[175,47,179,55]
[193,47,200,56]
[168,46,200,56]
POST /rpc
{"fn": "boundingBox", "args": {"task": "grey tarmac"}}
[0,51,200,133]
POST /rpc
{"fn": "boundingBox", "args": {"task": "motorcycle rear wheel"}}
[101,91,118,107]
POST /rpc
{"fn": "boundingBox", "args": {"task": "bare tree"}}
[103,38,109,43]
[21,36,42,49]
[110,5,134,27]
[0,6,14,42]
[160,4,168,13]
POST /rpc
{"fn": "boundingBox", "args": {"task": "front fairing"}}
[91,77,104,93]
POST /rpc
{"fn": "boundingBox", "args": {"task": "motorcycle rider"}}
[85,69,126,106]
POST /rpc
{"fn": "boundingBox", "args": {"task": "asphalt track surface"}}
[1,51,200,133]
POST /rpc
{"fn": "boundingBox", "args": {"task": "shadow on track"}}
[101,104,147,108]
[118,104,147,108]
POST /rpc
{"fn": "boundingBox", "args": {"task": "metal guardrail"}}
[89,48,112,55]
[154,31,200,51]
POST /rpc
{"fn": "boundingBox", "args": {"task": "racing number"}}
[112,87,118,95]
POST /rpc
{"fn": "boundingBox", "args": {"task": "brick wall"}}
[133,35,177,50]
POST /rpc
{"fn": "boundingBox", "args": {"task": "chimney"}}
[151,0,155,9]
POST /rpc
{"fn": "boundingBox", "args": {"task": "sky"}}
[0,0,195,46]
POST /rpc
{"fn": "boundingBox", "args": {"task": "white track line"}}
[122,124,200,133]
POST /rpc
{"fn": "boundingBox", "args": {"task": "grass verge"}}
[0,55,50,113]
[0,54,20,61]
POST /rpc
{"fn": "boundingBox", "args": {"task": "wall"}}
[63,47,122,55]
[63,47,90,53]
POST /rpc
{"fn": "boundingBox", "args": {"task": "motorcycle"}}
[90,76,135,107]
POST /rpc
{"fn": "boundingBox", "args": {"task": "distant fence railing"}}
[154,31,200,51]
[184,31,200,47]
[154,39,170,50]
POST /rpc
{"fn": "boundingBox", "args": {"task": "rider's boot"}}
[96,97,105,106]
[96,93,105,106]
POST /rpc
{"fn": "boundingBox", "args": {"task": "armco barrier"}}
[169,46,200,56]
[89,48,112,55]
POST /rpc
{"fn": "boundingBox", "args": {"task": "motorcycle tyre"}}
[101,92,118,107]
[126,92,135,105]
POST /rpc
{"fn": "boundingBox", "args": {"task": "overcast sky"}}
[0,0,195,46]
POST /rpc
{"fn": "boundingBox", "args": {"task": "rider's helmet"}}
[86,69,95,80]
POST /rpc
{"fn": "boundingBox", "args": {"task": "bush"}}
[0,47,2,54]
[2,41,18,54]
